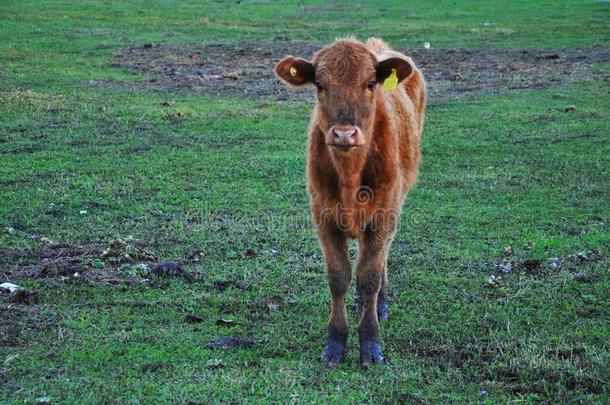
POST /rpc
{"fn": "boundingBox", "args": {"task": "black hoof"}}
[360,340,384,365]
[321,341,346,366]
[377,295,389,321]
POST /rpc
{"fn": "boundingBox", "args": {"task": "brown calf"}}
[275,37,426,365]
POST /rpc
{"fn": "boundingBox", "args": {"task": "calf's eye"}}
[367,80,376,89]
[315,81,324,90]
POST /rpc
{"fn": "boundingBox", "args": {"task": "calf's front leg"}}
[317,225,351,366]
[356,232,390,365]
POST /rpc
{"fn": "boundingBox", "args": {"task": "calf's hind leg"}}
[354,238,392,321]
[318,225,351,365]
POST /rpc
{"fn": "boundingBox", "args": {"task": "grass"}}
[1,0,609,403]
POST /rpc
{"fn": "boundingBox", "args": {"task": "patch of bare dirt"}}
[0,240,197,286]
[492,247,605,277]
[0,240,203,347]
[109,42,609,103]
[0,304,53,348]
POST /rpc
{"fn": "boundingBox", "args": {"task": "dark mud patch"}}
[491,247,605,277]
[110,42,610,104]
[0,240,198,286]
[209,336,260,350]
[0,303,54,348]
[0,287,40,305]
[0,240,202,346]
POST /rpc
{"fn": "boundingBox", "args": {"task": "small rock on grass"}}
[205,359,224,369]
[487,275,502,288]
[153,261,185,277]
[184,314,205,323]
[215,319,236,327]
[0,283,22,293]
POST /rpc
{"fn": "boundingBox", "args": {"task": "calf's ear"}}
[376,57,413,86]
[275,56,315,87]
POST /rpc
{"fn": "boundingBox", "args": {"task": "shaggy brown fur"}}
[275,37,426,365]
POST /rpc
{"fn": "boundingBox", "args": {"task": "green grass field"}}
[1,1,609,403]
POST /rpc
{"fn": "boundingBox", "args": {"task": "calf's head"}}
[275,40,412,152]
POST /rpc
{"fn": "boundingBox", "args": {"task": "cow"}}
[274,37,426,365]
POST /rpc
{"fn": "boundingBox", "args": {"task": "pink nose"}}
[333,127,357,145]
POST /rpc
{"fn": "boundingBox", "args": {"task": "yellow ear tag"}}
[289,67,297,77]
[382,68,398,91]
